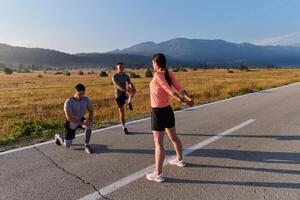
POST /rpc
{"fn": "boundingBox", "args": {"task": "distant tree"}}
[265,64,275,69]
[65,71,71,76]
[129,71,141,78]
[145,68,153,77]
[99,70,108,77]
[181,67,188,72]
[173,67,180,72]
[227,68,234,73]
[238,64,249,71]
[78,70,84,75]
[4,67,13,74]
[172,67,187,72]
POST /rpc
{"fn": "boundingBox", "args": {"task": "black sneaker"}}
[55,134,61,145]
[128,102,133,110]
[123,128,129,135]
[85,145,93,154]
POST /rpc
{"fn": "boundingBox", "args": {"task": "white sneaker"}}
[169,159,186,167]
[146,172,165,183]
[54,134,62,145]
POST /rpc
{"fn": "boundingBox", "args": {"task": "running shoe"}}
[146,172,165,183]
[169,159,186,167]
[54,134,62,146]
[123,128,129,135]
[85,145,94,154]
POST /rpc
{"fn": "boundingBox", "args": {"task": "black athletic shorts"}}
[115,92,128,108]
[64,118,85,140]
[151,105,175,131]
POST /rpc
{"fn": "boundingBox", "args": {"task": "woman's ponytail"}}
[152,53,172,86]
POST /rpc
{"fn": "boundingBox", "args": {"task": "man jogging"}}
[112,62,136,135]
[55,83,94,154]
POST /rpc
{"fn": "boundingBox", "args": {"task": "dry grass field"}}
[1,68,300,149]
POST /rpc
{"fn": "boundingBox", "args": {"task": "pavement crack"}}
[33,146,111,200]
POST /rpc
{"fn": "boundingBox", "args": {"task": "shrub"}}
[54,71,64,75]
[8,120,61,142]
[181,68,188,72]
[37,74,43,78]
[129,71,141,78]
[145,68,153,77]
[173,68,180,72]
[65,71,71,76]
[78,70,84,75]
[100,70,108,77]
[227,69,234,73]
[4,67,13,74]
[238,64,249,71]
[172,67,187,72]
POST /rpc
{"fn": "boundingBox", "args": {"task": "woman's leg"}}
[165,127,183,161]
[152,130,165,175]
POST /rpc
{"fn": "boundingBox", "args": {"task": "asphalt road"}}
[1,82,300,200]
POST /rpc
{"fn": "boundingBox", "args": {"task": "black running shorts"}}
[64,118,85,140]
[115,92,128,108]
[151,105,175,131]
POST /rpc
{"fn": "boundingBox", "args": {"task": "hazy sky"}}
[0,0,300,53]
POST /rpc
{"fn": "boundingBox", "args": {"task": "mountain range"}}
[1,38,300,68]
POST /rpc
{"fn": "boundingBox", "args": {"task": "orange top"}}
[150,69,185,108]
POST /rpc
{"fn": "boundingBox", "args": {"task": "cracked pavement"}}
[32,146,111,200]
[1,82,300,200]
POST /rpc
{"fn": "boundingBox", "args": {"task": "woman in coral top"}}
[146,53,194,182]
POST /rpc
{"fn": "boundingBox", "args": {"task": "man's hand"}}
[82,119,92,127]
[127,87,136,97]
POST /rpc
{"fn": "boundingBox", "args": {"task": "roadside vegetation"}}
[1,68,300,149]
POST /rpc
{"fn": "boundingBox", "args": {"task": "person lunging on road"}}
[55,83,94,154]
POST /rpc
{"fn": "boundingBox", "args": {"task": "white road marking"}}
[79,119,255,200]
